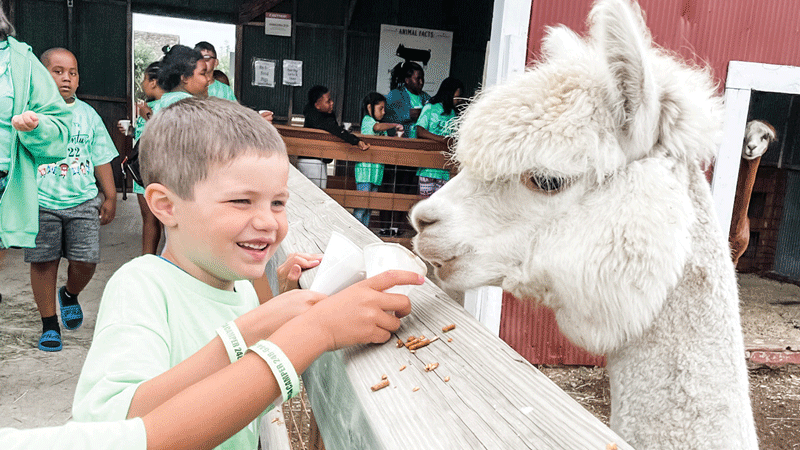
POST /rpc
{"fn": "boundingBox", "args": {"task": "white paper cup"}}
[309,231,366,295]
[118,119,131,136]
[363,243,427,295]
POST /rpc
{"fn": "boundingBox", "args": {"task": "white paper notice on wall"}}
[252,59,276,88]
[265,12,291,37]
[282,60,303,86]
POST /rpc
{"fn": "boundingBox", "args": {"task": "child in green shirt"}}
[72,97,422,450]
[25,48,118,352]
[353,92,403,227]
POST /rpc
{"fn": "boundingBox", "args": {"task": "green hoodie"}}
[0,37,72,248]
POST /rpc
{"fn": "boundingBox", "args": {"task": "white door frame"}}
[711,61,800,236]
[471,0,533,335]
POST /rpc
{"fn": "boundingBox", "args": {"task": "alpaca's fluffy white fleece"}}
[411,0,756,448]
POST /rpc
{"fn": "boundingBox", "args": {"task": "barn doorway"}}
[712,62,800,282]
[131,14,236,102]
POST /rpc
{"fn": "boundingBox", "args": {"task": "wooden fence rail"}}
[268,165,632,450]
[276,125,456,215]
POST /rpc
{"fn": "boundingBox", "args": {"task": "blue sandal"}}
[58,287,83,330]
[38,329,62,352]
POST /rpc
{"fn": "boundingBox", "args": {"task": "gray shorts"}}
[24,196,102,263]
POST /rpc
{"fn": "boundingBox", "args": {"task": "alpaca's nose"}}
[747,143,757,152]
[410,201,439,233]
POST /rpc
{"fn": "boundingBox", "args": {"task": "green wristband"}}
[216,321,246,363]
[249,340,300,402]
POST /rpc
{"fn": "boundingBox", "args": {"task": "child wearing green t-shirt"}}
[415,77,465,197]
[353,92,403,227]
[118,61,164,256]
[72,97,422,450]
[24,48,118,352]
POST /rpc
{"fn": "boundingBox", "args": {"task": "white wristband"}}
[216,321,246,364]
[249,340,300,402]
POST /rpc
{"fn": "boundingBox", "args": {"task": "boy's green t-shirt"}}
[0,418,146,450]
[208,79,237,102]
[35,99,118,210]
[72,255,263,450]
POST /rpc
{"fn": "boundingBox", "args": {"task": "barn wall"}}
[10,0,130,190]
[527,0,800,89]
[238,0,493,124]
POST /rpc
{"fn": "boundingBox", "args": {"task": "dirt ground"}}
[1,195,800,449]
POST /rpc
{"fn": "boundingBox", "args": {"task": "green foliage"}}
[216,41,233,90]
[133,39,159,101]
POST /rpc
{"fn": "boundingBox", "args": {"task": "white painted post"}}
[484,0,533,89]
[711,86,749,236]
[474,0,533,335]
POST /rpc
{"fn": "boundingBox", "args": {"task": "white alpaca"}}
[729,120,777,267]
[410,0,757,449]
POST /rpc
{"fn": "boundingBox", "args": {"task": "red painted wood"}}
[499,292,606,366]
[527,1,800,91]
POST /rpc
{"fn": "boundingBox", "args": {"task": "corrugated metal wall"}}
[527,0,800,88]
[773,171,800,279]
[499,292,606,366]
[238,0,494,123]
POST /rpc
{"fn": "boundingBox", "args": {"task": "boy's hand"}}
[308,270,423,351]
[277,252,323,293]
[357,140,370,151]
[263,288,326,323]
[11,111,39,132]
[99,197,116,225]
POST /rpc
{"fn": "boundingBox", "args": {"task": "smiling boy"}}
[72,97,421,450]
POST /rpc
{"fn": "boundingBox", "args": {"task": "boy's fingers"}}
[370,327,394,344]
[365,270,424,292]
[288,264,302,281]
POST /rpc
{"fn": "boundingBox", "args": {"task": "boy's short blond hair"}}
[140,97,287,199]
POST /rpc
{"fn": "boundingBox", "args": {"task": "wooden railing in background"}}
[276,125,456,219]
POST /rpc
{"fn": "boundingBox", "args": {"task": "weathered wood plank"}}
[274,166,632,450]
[325,188,421,212]
[275,125,458,176]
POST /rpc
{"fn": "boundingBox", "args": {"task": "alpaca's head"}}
[410,0,723,354]
[742,120,777,160]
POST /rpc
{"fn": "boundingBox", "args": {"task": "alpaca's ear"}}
[590,0,660,161]
[541,25,585,62]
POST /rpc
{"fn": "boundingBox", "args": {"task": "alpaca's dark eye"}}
[528,174,563,192]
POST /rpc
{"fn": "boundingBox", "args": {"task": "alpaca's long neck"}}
[729,156,761,233]
[604,167,758,449]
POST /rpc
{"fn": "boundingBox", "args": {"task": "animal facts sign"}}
[376,25,453,96]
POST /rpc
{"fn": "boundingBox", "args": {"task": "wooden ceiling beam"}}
[238,0,283,24]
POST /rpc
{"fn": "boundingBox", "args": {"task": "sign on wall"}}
[265,13,292,37]
[282,60,303,86]
[376,25,453,96]
[252,58,276,87]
